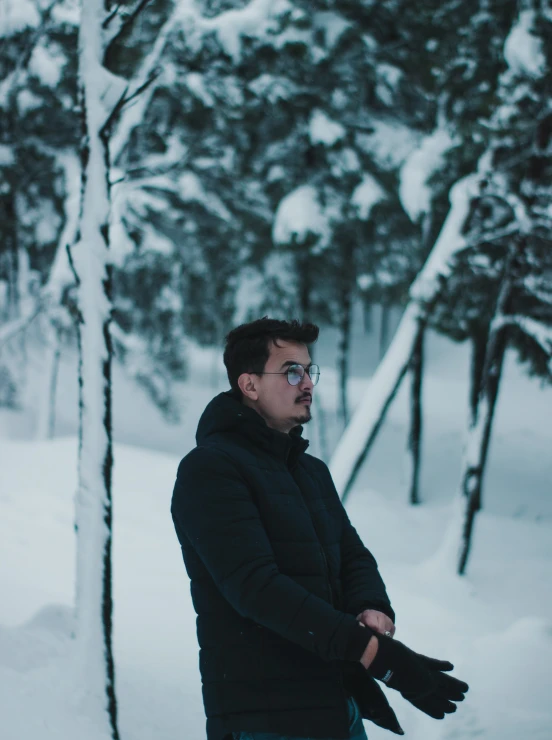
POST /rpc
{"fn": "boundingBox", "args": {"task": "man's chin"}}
[293,408,312,425]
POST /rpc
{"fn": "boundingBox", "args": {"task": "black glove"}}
[367,635,469,720]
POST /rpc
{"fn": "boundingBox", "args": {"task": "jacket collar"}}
[196,390,310,465]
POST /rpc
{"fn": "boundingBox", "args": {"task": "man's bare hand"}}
[356,609,396,637]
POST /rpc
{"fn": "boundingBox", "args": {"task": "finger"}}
[439,674,470,694]
[437,675,470,701]
[407,697,446,720]
[435,684,467,702]
[419,655,454,672]
[408,695,457,720]
[364,616,387,633]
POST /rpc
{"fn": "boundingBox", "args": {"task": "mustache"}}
[297,394,312,401]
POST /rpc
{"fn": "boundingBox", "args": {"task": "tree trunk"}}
[48,337,62,438]
[71,1,120,736]
[469,326,490,428]
[337,285,353,429]
[379,302,391,359]
[5,193,19,320]
[329,171,483,501]
[35,332,59,440]
[457,347,506,575]
[407,321,425,505]
[362,299,373,333]
[457,244,518,575]
[297,249,311,320]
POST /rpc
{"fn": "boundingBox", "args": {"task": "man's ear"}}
[238,373,259,401]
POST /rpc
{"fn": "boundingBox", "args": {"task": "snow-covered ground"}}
[1,328,551,740]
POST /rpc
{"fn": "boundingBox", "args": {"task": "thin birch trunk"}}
[457,245,517,574]
[71,1,119,736]
[407,321,425,505]
[469,326,490,428]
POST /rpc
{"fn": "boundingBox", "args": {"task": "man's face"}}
[241,339,315,433]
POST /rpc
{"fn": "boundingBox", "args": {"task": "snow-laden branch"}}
[0,1,57,105]
[43,152,82,304]
[330,170,484,499]
[0,305,42,348]
[492,314,552,356]
[0,152,80,346]
[103,0,152,46]
[110,1,187,163]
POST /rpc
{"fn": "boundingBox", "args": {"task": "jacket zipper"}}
[293,479,349,729]
[294,484,334,605]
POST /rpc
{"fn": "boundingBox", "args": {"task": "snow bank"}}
[461,617,552,740]
[1,432,551,739]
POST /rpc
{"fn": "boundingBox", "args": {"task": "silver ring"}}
[384,631,392,638]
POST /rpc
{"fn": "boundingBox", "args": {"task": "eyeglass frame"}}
[251,362,320,387]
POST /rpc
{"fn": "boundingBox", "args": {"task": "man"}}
[171,318,468,740]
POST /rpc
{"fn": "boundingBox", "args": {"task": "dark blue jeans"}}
[231,696,368,740]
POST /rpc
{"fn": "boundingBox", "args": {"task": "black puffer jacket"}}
[171,391,402,740]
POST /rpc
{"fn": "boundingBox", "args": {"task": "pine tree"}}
[452,1,552,573]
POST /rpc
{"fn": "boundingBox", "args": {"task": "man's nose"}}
[300,372,314,391]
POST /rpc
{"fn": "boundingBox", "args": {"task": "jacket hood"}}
[196,390,309,464]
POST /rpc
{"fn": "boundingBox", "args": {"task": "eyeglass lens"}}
[287,364,320,386]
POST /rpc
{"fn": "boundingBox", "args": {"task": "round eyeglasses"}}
[253,363,320,387]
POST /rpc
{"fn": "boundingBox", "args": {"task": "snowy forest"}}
[1,1,551,739]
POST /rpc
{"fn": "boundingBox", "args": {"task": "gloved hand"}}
[367,635,469,720]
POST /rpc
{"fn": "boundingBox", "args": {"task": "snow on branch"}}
[504,9,546,78]
[351,174,385,220]
[309,109,346,146]
[0,0,57,105]
[409,172,481,302]
[0,0,41,37]
[273,185,330,251]
[492,314,552,357]
[197,0,292,62]
[330,170,483,496]
[399,126,457,221]
[110,2,185,163]
[103,0,152,45]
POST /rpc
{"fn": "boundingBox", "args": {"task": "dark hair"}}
[223,317,319,394]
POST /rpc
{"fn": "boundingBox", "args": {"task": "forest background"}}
[1,1,551,739]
